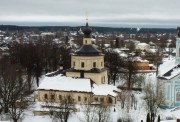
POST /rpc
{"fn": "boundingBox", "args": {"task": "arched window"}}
[73,61,75,67]
[176,92,180,101]
[78,96,81,101]
[108,97,113,104]
[84,97,87,102]
[44,94,48,99]
[81,62,84,68]
[93,62,96,68]
[59,95,62,100]
[51,94,55,100]
[101,77,103,83]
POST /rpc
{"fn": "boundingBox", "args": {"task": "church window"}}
[68,96,71,101]
[78,96,81,101]
[100,98,104,102]
[93,62,96,68]
[51,94,55,100]
[81,62,84,68]
[176,92,180,101]
[59,95,62,100]
[84,97,87,102]
[108,97,113,104]
[101,77,103,83]
[44,94,48,99]
[73,61,75,67]
[94,97,98,101]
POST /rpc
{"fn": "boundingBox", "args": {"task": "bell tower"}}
[176,27,180,63]
[66,20,108,85]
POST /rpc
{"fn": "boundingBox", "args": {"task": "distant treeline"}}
[0,25,177,34]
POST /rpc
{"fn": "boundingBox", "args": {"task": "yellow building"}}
[37,22,119,107]
[66,22,108,85]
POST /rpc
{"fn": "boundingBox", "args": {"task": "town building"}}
[135,43,150,51]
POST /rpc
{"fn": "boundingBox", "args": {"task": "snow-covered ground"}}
[7,57,180,122]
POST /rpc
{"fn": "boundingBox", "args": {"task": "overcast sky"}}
[0,0,180,28]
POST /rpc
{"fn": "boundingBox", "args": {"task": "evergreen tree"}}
[157,115,160,122]
[146,113,150,122]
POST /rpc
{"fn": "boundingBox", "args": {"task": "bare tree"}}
[144,83,165,120]
[120,56,139,90]
[80,104,110,122]
[0,57,29,122]
[104,50,123,85]
[43,93,75,122]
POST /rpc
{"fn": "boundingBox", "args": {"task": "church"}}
[157,27,180,107]
[37,22,120,106]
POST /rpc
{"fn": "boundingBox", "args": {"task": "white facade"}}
[176,37,180,63]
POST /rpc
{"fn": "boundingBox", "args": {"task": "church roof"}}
[38,74,92,93]
[38,74,119,97]
[83,22,91,38]
[159,64,180,80]
[74,45,103,56]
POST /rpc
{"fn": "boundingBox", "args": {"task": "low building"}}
[38,74,119,106]
[133,57,156,71]
[136,43,150,51]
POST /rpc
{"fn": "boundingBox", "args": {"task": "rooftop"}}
[74,45,103,56]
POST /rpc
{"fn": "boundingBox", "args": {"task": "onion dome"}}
[83,22,92,38]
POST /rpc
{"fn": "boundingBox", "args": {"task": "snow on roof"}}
[38,74,92,93]
[162,65,180,80]
[158,58,177,76]
[41,32,55,36]
[137,43,148,46]
[158,58,180,80]
[120,53,128,57]
[148,49,157,53]
[113,48,121,53]
[92,84,119,97]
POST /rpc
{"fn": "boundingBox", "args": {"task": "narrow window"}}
[101,62,103,67]
[44,94,48,99]
[73,61,75,67]
[85,40,87,44]
[68,96,71,101]
[108,97,113,104]
[176,92,180,101]
[78,96,81,101]
[93,62,96,68]
[59,95,62,100]
[51,94,55,100]
[100,98,104,102]
[94,97,98,101]
[179,48,180,57]
[81,62,84,68]
[84,97,87,102]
